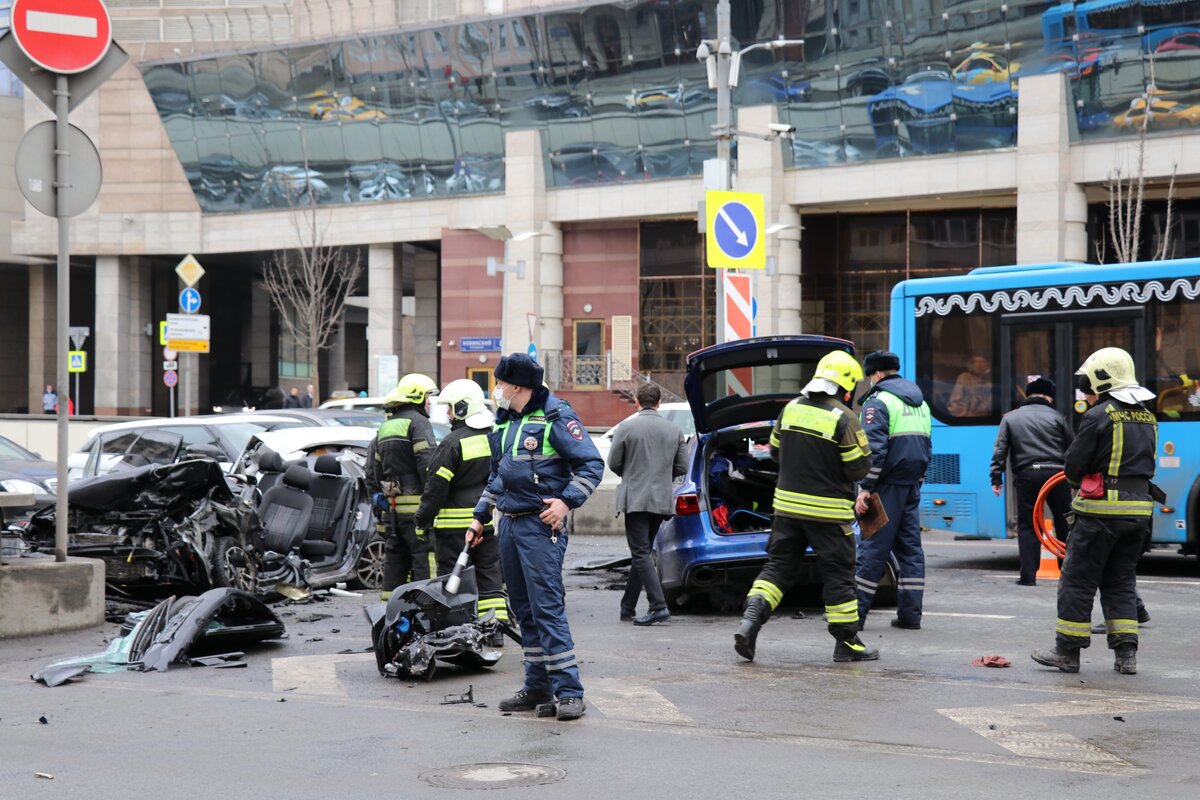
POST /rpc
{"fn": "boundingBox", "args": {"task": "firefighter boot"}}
[1030,646,1080,673]
[734,596,771,662]
[1114,644,1138,675]
[833,636,880,662]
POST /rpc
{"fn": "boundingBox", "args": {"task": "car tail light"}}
[675,493,700,516]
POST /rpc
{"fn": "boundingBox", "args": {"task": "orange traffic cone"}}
[1035,543,1061,580]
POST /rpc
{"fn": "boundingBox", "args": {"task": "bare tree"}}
[1100,53,1178,263]
[262,184,363,400]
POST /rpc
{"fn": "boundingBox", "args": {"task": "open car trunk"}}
[701,423,779,535]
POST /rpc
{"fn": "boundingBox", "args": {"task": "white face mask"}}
[493,384,512,411]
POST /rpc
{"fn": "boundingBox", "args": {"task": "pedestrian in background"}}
[989,376,1073,586]
[734,351,877,664]
[42,385,56,414]
[1032,348,1159,675]
[855,350,932,630]
[285,387,302,408]
[468,353,604,721]
[609,383,688,626]
[301,384,315,408]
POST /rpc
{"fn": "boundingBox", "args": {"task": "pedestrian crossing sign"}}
[68,351,87,373]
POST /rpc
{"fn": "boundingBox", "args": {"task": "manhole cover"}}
[419,763,566,789]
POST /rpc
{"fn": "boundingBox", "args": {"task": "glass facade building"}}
[141,1,1200,214]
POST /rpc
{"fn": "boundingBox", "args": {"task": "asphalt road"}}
[2,531,1199,799]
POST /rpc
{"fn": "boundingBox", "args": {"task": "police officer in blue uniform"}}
[854,350,932,630]
[467,353,603,722]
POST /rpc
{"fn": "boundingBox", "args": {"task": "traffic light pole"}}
[54,74,70,562]
[713,0,732,343]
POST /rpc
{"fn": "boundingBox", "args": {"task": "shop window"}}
[639,222,714,383]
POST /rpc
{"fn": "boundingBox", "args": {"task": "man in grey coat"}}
[609,384,689,626]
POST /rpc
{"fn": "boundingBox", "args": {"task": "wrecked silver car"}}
[17,459,255,598]
[32,588,286,686]
[364,567,511,681]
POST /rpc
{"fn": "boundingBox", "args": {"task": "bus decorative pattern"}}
[914,277,1200,317]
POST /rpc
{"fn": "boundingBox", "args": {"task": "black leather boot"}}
[734,596,771,661]
[498,689,553,712]
[1114,644,1138,675]
[833,636,880,662]
[1031,646,1080,673]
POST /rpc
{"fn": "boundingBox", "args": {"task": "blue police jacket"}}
[473,387,604,522]
[858,375,932,491]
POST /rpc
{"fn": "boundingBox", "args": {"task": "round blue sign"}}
[527,342,538,363]
[713,201,758,260]
[179,287,202,314]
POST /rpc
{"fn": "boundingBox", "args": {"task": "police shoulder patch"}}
[566,419,585,441]
[864,406,876,424]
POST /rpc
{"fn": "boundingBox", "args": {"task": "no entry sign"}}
[11,0,112,74]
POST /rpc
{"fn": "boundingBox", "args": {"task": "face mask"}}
[493,384,512,411]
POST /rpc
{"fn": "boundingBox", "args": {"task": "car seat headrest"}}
[258,450,285,472]
[314,454,342,476]
[282,463,311,490]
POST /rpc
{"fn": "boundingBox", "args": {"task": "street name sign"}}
[705,190,765,269]
[11,0,113,74]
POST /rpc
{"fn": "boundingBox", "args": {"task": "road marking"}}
[922,612,1015,620]
[939,696,1200,777]
[587,677,692,725]
[985,573,1200,587]
[26,11,99,38]
[272,652,373,696]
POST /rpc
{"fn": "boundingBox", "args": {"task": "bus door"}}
[1001,307,1144,430]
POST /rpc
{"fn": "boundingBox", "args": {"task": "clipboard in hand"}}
[857,492,889,540]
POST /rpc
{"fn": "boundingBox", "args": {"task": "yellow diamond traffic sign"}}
[175,254,205,287]
[705,190,765,269]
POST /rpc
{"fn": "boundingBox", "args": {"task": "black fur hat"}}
[494,352,544,389]
[1025,376,1056,398]
[863,350,900,374]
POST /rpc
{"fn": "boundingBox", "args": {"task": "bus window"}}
[917,313,997,423]
[1009,325,1056,410]
[1153,298,1200,420]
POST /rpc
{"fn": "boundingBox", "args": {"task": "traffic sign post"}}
[0,2,120,562]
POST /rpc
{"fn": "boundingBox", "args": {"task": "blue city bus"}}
[1043,1,1200,53]
[888,258,1200,558]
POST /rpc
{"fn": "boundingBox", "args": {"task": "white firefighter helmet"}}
[437,379,493,429]
[1075,347,1137,394]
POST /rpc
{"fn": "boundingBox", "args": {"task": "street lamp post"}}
[697,1,805,344]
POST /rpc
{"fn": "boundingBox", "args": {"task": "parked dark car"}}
[0,434,57,524]
[652,336,898,609]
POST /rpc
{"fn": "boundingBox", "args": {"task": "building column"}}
[502,129,562,370]
[95,256,152,415]
[1016,72,1088,264]
[411,248,440,380]
[727,104,801,336]
[27,264,56,413]
[367,243,402,397]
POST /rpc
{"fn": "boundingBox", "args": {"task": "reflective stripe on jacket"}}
[414,423,493,530]
[858,375,931,491]
[771,394,872,523]
[373,406,436,499]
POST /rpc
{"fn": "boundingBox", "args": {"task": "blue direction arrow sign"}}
[179,287,202,314]
[705,190,766,269]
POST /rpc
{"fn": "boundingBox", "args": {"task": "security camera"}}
[696,42,711,61]
[768,123,797,135]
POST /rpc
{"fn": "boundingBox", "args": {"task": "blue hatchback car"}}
[652,335,898,609]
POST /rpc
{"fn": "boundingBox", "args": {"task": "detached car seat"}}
[257,464,314,555]
[255,450,288,494]
[301,454,352,558]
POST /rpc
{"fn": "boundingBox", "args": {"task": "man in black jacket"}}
[990,377,1073,586]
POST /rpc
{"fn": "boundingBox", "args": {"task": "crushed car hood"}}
[55,459,234,514]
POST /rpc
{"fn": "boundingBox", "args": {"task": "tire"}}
[354,536,386,590]
[213,536,258,593]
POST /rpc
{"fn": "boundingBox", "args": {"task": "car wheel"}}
[213,536,257,593]
[354,536,386,590]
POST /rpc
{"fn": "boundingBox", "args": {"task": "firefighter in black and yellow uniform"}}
[734,350,878,664]
[372,373,439,598]
[413,379,508,642]
[1032,348,1160,675]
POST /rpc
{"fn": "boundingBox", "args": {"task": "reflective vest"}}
[771,396,872,523]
